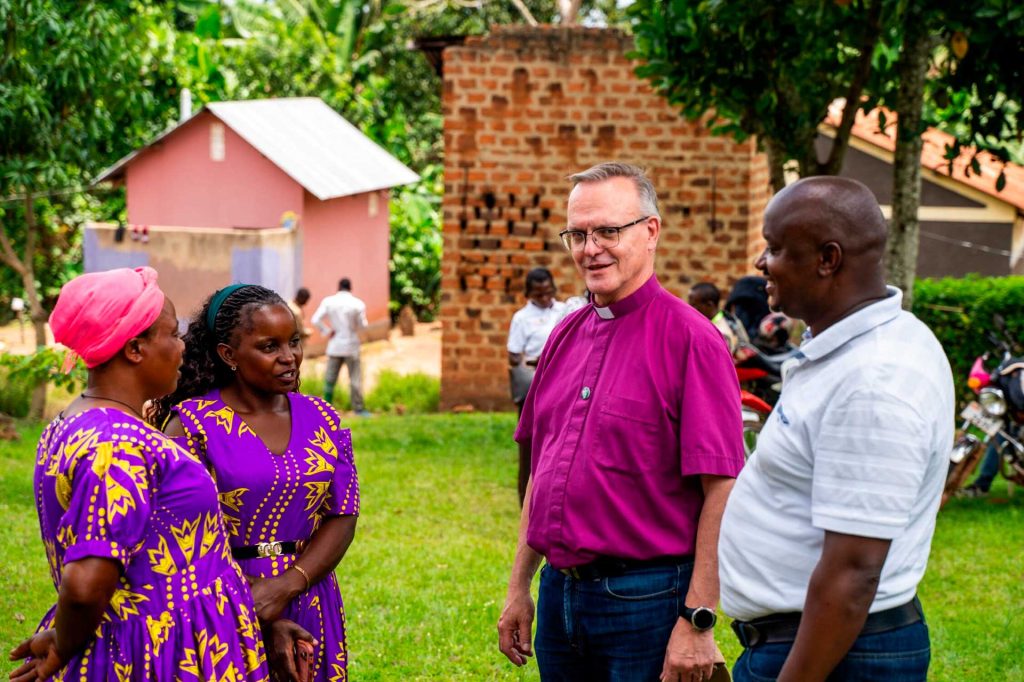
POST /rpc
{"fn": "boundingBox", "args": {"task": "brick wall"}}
[440,25,770,410]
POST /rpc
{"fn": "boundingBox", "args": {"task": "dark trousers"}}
[324,354,363,412]
[535,561,693,681]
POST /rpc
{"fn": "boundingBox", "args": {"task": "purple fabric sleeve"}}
[60,439,152,567]
[323,427,359,516]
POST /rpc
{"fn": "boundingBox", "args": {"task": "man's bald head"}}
[767,176,888,266]
[756,176,891,333]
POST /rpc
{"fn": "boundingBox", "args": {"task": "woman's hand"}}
[11,558,120,681]
[250,573,304,622]
[262,619,317,682]
[8,629,63,682]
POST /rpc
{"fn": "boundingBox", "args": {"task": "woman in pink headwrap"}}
[9,268,310,682]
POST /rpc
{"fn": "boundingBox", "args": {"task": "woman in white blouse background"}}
[507,267,567,506]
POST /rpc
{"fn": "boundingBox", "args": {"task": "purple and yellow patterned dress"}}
[172,391,360,682]
[32,408,269,681]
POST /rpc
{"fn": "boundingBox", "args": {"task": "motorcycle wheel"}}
[941,438,985,507]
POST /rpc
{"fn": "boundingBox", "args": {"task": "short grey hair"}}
[568,162,660,218]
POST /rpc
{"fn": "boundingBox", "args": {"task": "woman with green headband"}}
[150,284,360,682]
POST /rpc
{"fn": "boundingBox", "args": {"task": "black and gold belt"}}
[232,540,304,560]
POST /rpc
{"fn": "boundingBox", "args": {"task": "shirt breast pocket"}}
[592,394,672,475]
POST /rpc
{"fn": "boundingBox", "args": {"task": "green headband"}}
[205,283,248,332]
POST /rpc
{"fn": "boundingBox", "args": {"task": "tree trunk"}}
[21,195,49,418]
[886,5,937,310]
[509,0,538,26]
[0,193,50,418]
[819,0,883,176]
[557,0,584,24]
[765,138,788,193]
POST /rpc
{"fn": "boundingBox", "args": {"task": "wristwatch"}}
[680,605,717,632]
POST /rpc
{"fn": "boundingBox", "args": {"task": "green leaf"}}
[195,4,222,40]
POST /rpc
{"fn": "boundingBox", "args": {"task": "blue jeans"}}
[732,620,930,682]
[535,561,692,681]
[971,436,1003,492]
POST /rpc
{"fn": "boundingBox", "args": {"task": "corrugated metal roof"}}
[95,97,419,200]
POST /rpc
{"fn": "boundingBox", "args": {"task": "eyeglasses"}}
[559,216,651,251]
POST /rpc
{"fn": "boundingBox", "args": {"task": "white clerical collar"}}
[594,305,615,319]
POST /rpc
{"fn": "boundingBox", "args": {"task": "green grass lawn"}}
[2,414,1022,680]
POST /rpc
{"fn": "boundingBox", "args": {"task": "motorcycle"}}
[736,342,801,459]
[942,315,1024,505]
[740,389,772,459]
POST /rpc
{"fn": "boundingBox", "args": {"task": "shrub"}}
[0,349,86,418]
[389,165,442,322]
[365,370,439,415]
[913,276,1024,389]
[298,373,351,412]
[0,366,33,417]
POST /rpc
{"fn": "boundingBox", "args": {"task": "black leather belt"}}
[232,540,301,560]
[558,555,693,581]
[731,596,924,647]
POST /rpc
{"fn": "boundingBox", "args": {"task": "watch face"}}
[692,607,717,630]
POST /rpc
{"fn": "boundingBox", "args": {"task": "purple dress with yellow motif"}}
[172,391,360,682]
[32,408,269,681]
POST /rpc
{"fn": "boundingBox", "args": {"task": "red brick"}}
[440,25,768,410]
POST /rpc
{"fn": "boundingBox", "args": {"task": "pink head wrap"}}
[50,267,166,371]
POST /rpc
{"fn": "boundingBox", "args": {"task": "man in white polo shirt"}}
[719,176,954,681]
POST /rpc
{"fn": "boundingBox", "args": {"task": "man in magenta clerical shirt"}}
[497,162,745,682]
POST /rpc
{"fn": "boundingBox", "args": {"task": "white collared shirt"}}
[311,291,367,357]
[507,300,567,359]
[719,287,954,620]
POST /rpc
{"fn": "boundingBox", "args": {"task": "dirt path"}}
[303,322,441,392]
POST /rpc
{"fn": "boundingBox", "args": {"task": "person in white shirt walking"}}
[507,267,566,506]
[718,176,954,682]
[312,278,369,415]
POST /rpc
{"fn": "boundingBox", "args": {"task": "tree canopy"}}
[1,0,628,339]
[629,0,1024,301]
[0,0,171,330]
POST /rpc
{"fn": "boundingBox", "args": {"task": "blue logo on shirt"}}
[776,404,790,425]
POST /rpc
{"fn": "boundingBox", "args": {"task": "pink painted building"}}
[89,97,418,347]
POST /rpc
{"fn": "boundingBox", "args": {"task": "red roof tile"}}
[824,103,1024,211]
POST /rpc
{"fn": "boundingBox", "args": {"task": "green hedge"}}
[913,276,1024,388]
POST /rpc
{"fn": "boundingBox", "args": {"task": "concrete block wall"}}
[440,26,770,409]
[84,223,298,322]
